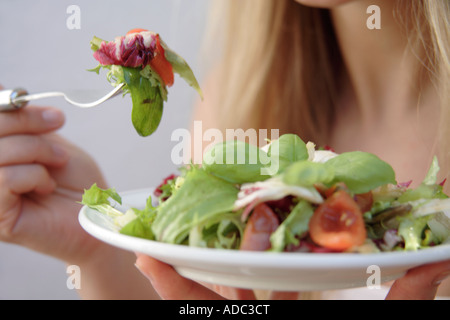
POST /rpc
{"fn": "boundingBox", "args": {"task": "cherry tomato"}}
[150,36,174,87]
[309,190,367,251]
[240,204,279,251]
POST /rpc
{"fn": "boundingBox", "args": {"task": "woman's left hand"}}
[135,254,450,300]
[134,253,299,300]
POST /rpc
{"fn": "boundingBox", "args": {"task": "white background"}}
[0,0,208,299]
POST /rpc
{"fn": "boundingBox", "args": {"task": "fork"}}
[0,84,125,111]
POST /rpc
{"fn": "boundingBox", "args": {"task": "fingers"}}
[0,106,65,137]
[0,105,68,172]
[212,285,256,300]
[134,254,302,300]
[0,134,69,167]
[0,164,56,196]
[386,260,450,300]
[269,291,299,300]
[0,164,56,239]
[135,254,226,300]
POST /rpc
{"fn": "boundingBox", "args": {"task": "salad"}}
[81,134,450,253]
[89,29,202,137]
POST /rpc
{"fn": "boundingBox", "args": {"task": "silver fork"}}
[0,84,125,111]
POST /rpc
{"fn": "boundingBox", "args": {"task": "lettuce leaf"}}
[398,214,433,251]
[120,196,156,240]
[398,157,448,202]
[151,167,239,244]
[159,39,203,99]
[270,200,314,252]
[81,183,123,217]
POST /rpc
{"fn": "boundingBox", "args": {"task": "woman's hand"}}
[0,103,162,299]
[135,254,450,300]
[0,105,107,261]
[135,253,299,300]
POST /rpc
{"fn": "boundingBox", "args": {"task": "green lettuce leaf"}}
[398,214,433,251]
[423,156,440,185]
[188,214,243,249]
[270,200,314,252]
[80,183,123,217]
[120,196,156,240]
[398,157,448,202]
[159,39,203,99]
[151,167,239,244]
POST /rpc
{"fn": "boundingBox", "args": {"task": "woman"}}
[0,0,449,299]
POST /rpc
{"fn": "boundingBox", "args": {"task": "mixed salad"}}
[89,29,202,137]
[82,134,450,253]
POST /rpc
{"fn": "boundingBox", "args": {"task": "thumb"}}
[386,260,450,300]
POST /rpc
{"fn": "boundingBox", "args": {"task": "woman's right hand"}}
[0,105,109,262]
[0,104,162,299]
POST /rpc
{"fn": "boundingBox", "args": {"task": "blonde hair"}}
[203,0,449,186]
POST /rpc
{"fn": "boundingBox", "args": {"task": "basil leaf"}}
[203,140,270,184]
[325,151,397,194]
[283,161,334,187]
[268,134,308,174]
[123,67,164,137]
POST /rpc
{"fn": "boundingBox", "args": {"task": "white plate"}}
[78,188,450,291]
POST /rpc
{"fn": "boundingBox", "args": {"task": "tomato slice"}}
[126,28,148,35]
[309,190,367,251]
[150,36,174,87]
[240,204,279,251]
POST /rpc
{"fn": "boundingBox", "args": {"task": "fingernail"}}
[42,109,64,127]
[432,271,450,286]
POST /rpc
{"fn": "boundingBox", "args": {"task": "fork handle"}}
[0,88,29,111]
